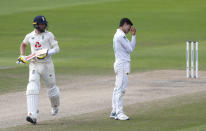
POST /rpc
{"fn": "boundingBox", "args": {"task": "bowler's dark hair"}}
[119,18,133,27]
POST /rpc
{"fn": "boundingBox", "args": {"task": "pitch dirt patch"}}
[1,70,206,128]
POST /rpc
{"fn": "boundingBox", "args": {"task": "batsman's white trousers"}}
[26,61,60,118]
[112,62,130,115]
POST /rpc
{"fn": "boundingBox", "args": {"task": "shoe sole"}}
[115,117,130,120]
[26,116,37,124]
[110,116,116,119]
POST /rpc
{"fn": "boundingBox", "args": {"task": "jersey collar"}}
[33,29,48,35]
[117,29,126,36]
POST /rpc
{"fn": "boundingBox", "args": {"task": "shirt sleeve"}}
[22,34,30,45]
[117,35,136,53]
[48,32,60,56]
[131,35,136,50]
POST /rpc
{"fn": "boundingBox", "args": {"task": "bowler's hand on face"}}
[130,27,136,35]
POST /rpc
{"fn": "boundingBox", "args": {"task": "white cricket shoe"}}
[110,112,116,119]
[51,107,58,116]
[115,113,129,120]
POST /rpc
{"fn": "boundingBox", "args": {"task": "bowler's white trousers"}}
[112,62,130,115]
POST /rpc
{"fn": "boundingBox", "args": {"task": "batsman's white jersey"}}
[112,29,136,115]
[23,30,59,63]
[23,30,60,120]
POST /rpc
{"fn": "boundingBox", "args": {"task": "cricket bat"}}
[16,49,48,64]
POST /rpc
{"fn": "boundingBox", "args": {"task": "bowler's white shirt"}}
[113,29,136,65]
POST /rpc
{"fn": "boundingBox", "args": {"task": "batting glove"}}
[37,50,48,59]
[17,55,28,64]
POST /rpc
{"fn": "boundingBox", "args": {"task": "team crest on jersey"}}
[35,42,42,48]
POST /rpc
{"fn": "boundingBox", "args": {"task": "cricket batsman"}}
[110,18,136,120]
[18,15,60,124]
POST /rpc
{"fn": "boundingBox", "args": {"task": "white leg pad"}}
[26,81,39,119]
[48,86,60,108]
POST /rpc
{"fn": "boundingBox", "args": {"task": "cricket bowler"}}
[18,15,60,124]
[110,18,136,120]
